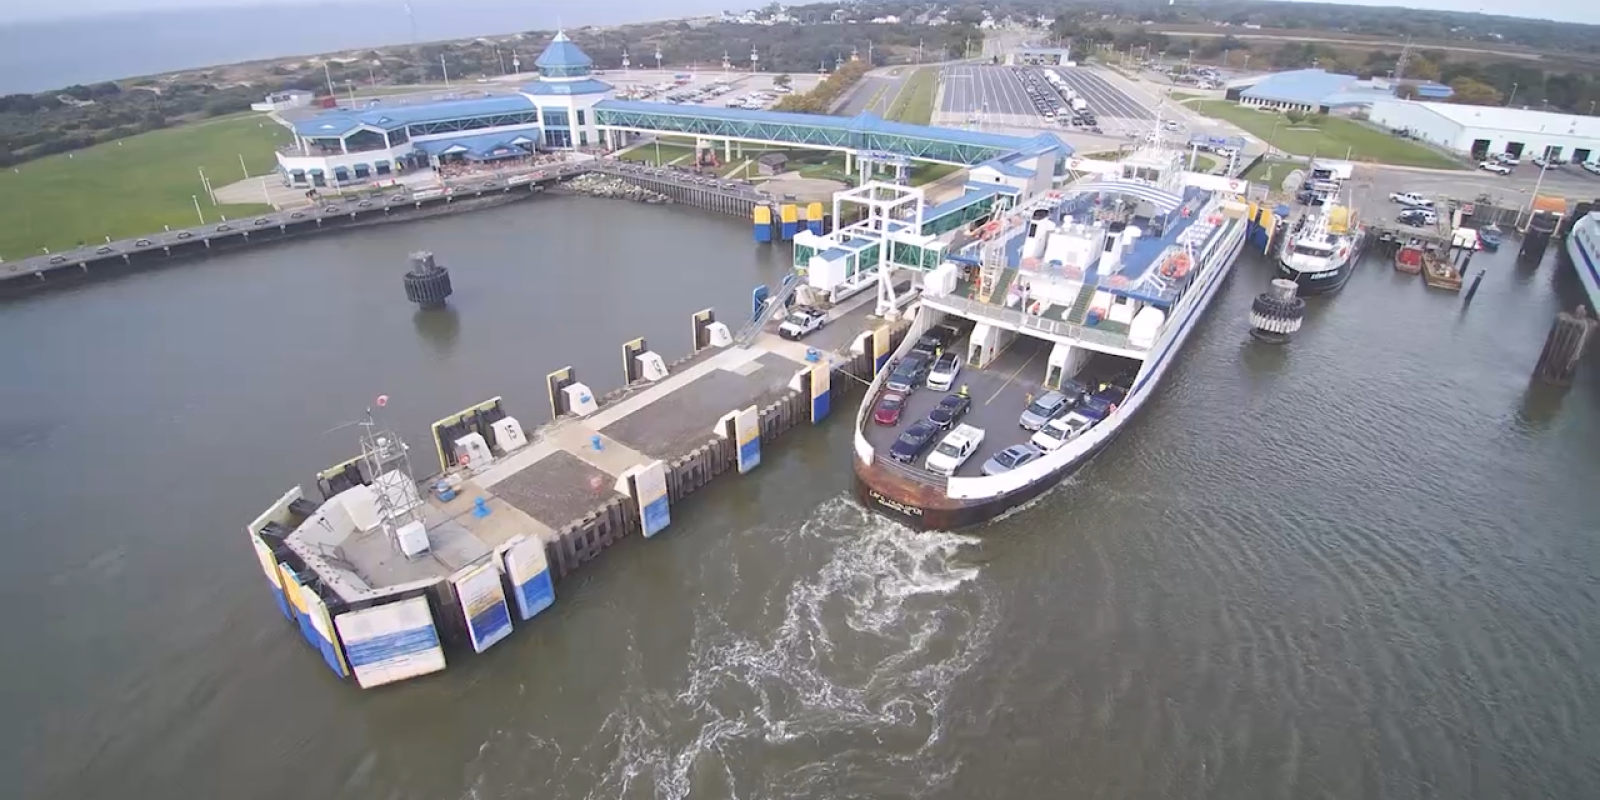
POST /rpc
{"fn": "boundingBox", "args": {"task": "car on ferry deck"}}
[889,420,940,463]
[927,393,972,430]
[1018,390,1073,431]
[981,443,1044,476]
[873,391,908,426]
[926,424,984,476]
[885,353,931,393]
[1030,412,1096,451]
[927,352,962,391]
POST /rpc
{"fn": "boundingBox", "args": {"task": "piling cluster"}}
[562,173,672,205]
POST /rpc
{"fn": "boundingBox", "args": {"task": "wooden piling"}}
[1532,306,1597,386]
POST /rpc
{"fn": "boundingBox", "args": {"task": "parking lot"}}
[939,65,1042,127]
[1049,67,1153,122]
[1259,158,1600,232]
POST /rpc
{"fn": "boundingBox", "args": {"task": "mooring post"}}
[1532,306,1597,386]
[1461,269,1485,307]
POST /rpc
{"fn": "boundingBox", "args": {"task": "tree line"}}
[0,19,968,169]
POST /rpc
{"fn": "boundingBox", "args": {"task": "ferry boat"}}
[1276,204,1365,295]
[836,143,1251,530]
[1565,205,1600,311]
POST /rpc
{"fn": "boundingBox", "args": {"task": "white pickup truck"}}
[1388,191,1434,208]
[926,424,984,476]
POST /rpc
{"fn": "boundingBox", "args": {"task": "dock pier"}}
[1532,306,1597,386]
[247,294,909,688]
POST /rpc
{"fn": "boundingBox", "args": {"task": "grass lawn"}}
[618,138,697,165]
[0,115,289,260]
[1168,91,1201,102]
[885,67,937,125]
[1186,100,1461,169]
[910,162,961,186]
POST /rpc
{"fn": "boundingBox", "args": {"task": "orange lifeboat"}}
[1160,252,1193,279]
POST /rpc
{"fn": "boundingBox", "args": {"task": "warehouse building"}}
[1367,100,1600,164]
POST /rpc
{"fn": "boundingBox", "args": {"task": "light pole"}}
[1507,82,1517,107]
[192,194,205,226]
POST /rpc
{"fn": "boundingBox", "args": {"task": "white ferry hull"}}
[857,219,1249,530]
[1566,214,1600,312]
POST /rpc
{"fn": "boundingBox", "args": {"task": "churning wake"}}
[580,496,992,800]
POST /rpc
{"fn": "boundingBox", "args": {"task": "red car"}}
[873,391,907,425]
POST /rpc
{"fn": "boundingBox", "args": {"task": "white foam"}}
[583,496,995,799]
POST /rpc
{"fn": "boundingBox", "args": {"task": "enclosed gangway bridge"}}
[593,101,1069,169]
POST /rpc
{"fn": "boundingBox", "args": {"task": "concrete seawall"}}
[2,159,773,294]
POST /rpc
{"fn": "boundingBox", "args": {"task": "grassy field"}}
[0,116,289,259]
[885,67,937,125]
[1186,100,1462,169]
[618,139,698,165]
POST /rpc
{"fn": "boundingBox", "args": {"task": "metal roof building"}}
[1368,99,1600,164]
[1229,69,1394,112]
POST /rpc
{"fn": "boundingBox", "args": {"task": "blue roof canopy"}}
[536,31,593,71]
[414,131,538,158]
[291,95,536,137]
[522,78,613,96]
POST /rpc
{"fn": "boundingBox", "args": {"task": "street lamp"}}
[1507,82,1518,107]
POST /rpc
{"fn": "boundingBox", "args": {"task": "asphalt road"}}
[837,75,898,116]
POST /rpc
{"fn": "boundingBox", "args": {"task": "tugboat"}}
[1276,202,1366,295]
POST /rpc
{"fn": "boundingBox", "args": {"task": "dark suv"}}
[886,353,931,393]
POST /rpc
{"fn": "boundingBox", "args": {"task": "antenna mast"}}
[357,397,427,556]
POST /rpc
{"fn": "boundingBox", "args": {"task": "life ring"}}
[458,453,471,467]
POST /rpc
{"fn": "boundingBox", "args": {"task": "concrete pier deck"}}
[310,291,886,593]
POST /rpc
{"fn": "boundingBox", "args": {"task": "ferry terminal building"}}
[274,32,616,188]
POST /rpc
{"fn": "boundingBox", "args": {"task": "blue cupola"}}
[535,31,594,79]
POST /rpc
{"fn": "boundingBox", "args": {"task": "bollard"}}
[591,434,604,451]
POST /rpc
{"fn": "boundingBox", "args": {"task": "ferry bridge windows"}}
[1122,165,1161,182]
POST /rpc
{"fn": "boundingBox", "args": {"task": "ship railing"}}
[932,294,1141,352]
[873,454,950,490]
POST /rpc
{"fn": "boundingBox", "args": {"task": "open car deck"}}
[862,334,1134,483]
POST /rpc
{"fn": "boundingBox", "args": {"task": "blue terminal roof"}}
[291,95,536,138]
[1240,69,1362,106]
[413,131,538,158]
[536,31,593,70]
[522,78,614,96]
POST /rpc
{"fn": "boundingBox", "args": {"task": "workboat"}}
[1276,203,1365,295]
[836,143,1250,529]
[1394,241,1425,274]
[1477,224,1503,251]
[1565,205,1600,311]
[1421,249,1464,291]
